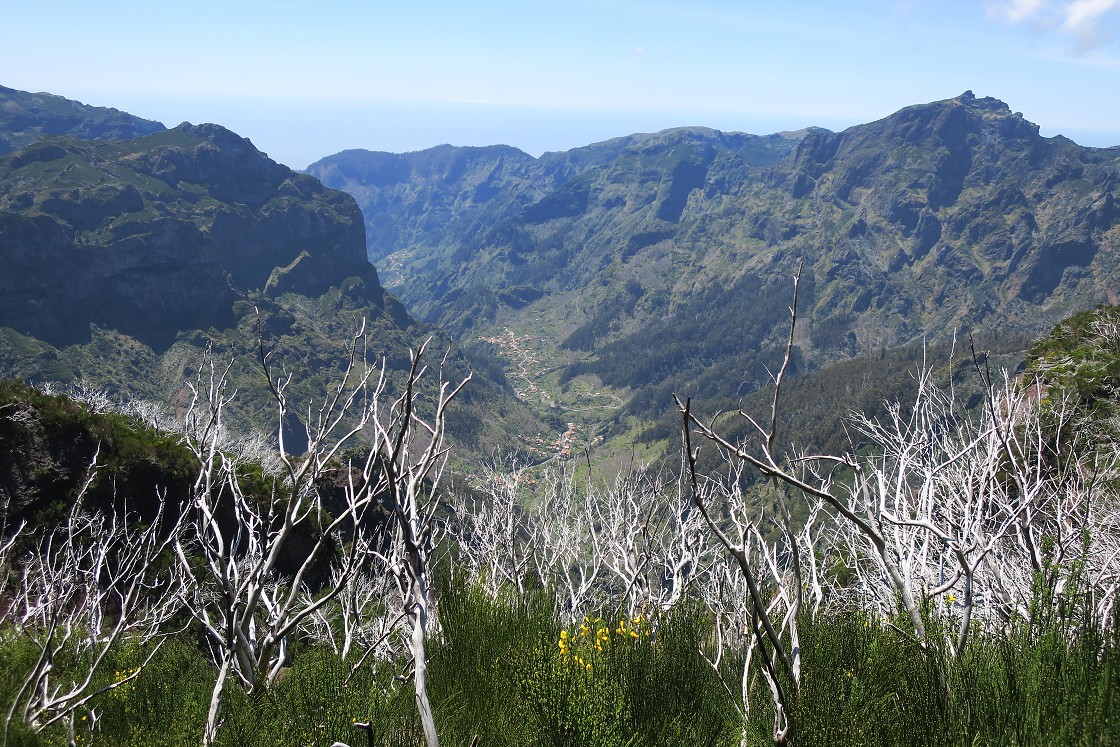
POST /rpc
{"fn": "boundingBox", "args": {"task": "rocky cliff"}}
[308,93,1120,423]
[0,87,546,461]
[0,123,389,349]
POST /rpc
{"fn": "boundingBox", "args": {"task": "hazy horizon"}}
[5,1,1120,169]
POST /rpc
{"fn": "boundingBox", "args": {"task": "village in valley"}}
[479,327,620,464]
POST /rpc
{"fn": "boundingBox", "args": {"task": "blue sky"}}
[4,0,1120,168]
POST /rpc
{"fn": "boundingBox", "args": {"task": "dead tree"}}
[589,465,715,617]
[299,561,407,668]
[449,458,534,597]
[678,266,1120,746]
[3,450,183,740]
[362,340,470,747]
[527,464,607,622]
[677,267,824,745]
[175,326,467,747]
[451,457,718,627]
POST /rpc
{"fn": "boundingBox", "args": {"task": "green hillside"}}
[309,92,1120,458]
[0,84,165,155]
[0,103,543,462]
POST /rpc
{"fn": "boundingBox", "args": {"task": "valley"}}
[476,322,628,464]
[5,86,1120,470]
[311,92,1120,468]
[3,83,1120,747]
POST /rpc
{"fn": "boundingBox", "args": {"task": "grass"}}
[2,583,1118,747]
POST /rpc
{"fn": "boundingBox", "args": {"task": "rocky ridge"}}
[0,123,387,349]
[309,93,1120,424]
[0,84,165,156]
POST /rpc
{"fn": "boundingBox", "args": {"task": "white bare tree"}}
[298,559,406,668]
[361,340,470,747]
[450,456,720,628]
[677,266,1120,745]
[526,464,607,622]
[450,459,534,597]
[0,504,24,592]
[590,466,715,617]
[820,370,1040,654]
[2,450,183,741]
[175,326,468,747]
[676,267,828,745]
[809,365,1120,656]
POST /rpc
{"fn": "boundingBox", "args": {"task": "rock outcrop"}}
[0,124,385,349]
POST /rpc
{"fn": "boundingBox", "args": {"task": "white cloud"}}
[988,0,1052,23]
[1063,0,1120,47]
[987,0,1120,49]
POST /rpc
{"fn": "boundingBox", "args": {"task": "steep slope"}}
[0,94,543,459]
[0,124,383,349]
[0,84,165,155]
[308,144,545,264]
[311,93,1120,432]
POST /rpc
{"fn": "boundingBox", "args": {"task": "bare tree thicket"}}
[675,268,1120,745]
[5,282,1120,747]
[177,330,467,747]
[2,326,466,747]
[450,269,1119,747]
[1,450,184,742]
[450,459,718,623]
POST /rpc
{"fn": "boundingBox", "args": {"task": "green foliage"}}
[214,650,417,747]
[1027,303,1120,447]
[427,581,553,745]
[429,584,738,747]
[2,583,1119,746]
[787,615,951,747]
[79,639,212,747]
[0,379,197,525]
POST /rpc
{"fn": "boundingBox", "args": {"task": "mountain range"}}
[307,91,1120,439]
[0,85,538,460]
[2,85,1118,466]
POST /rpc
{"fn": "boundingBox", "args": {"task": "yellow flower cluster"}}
[558,629,572,656]
[556,614,650,669]
[107,666,142,702]
[615,615,643,639]
[113,666,141,684]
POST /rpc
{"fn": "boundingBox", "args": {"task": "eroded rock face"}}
[0,124,382,349]
[304,92,1120,419]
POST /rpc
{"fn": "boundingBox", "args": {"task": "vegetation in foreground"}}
[0,580,1118,747]
[3,304,1120,746]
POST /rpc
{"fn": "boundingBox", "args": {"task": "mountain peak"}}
[813,91,1042,169]
[956,89,1005,109]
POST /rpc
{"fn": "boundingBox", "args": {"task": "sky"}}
[4,0,1120,169]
